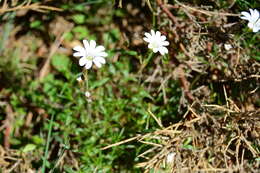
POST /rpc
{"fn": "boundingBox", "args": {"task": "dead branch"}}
[4,104,14,149]
[39,25,72,79]
[156,0,178,25]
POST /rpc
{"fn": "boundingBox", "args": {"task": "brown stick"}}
[39,26,72,80]
[156,0,178,25]
[4,104,14,149]
[178,65,194,102]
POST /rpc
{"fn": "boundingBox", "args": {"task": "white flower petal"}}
[73,52,85,57]
[240,16,249,21]
[253,9,260,16]
[95,45,105,52]
[73,46,84,52]
[79,57,88,66]
[94,57,106,64]
[156,31,161,38]
[93,59,102,68]
[159,47,168,55]
[151,30,156,36]
[249,8,254,12]
[144,32,152,39]
[248,22,254,29]
[251,9,259,22]
[249,9,254,15]
[83,40,90,50]
[162,41,169,46]
[97,52,108,57]
[143,37,150,42]
[160,35,166,41]
[252,25,260,32]
[255,19,260,27]
[84,60,93,69]
[90,40,96,49]
[241,11,251,20]
[163,47,169,54]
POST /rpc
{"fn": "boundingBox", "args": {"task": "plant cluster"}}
[0,0,259,172]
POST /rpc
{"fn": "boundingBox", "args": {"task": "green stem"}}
[83,70,89,90]
[139,51,154,75]
[152,10,156,29]
[42,113,54,173]
[146,51,154,65]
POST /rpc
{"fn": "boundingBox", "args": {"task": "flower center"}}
[86,55,94,61]
[151,41,159,49]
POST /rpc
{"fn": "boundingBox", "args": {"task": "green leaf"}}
[182,144,194,150]
[72,14,85,24]
[22,144,36,153]
[32,135,45,145]
[123,50,138,56]
[30,20,42,28]
[90,78,110,89]
[72,26,90,40]
[74,5,85,11]
[64,31,74,41]
[51,54,71,73]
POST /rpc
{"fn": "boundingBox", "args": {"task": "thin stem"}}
[152,10,157,29]
[139,51,154,74]
[42,113,54,173]
[83,70,89,90]
[146,51,154,64]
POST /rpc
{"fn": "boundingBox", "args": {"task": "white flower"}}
[224,44,232,51]
[85,91,91,98]
[76,76,83,82]
[73,40,107,69]
[241,9,260,32]
[143,30,169,55]
[166,152,175,163]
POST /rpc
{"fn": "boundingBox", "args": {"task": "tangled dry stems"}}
[0,0,259,172]
[0,0,61,14]
[103,103,260,172]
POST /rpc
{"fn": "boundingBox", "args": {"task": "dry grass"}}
[0,0,259,172]
[103,102,260,172]
[0,0,61,14]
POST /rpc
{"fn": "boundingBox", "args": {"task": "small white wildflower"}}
[76,76,83,82]
[240,9,260,32]
[166,152,175,164]
[85,91,91,98]
[143,30,169,55]
[73,40,107,69]
[224,44,232,51]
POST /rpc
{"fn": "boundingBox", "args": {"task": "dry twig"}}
[156,0,178,25]
[4,104,14,149]
[39,25,72,79]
